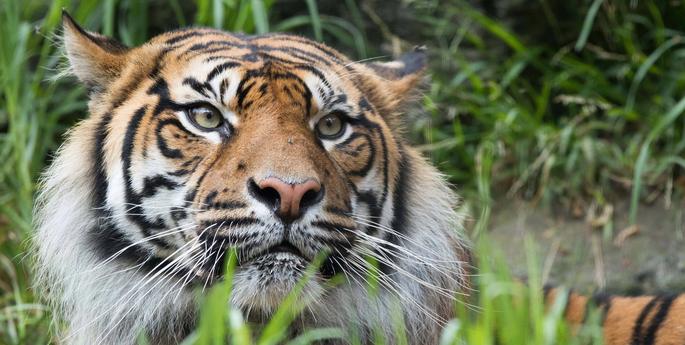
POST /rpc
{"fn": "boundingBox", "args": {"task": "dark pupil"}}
[325,118,335,128]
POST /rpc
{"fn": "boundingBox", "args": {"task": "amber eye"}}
[315,113,346,139]
[189,105,223,130]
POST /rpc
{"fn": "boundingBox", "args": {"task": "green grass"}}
[413,1,685,216]
[1,0,684,344]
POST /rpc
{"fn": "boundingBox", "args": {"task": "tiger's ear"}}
[62,11,129,91]
[360,46,427,118]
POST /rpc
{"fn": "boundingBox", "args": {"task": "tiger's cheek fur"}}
[104,94,217,252]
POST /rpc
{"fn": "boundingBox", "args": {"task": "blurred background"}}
[1,0,684,343]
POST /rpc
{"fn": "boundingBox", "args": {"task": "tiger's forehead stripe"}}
[146,30,368,124]
[183,41,333,66]
[154,28,347,64]
[167,62,322,119]
[158,50,351,123]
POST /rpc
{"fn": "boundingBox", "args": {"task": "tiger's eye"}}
[315,113,345,139]
[190,106,223,130]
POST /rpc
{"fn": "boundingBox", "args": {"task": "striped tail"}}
[545,287,685,345]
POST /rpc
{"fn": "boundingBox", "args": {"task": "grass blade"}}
[575,0,604,52]
[305,0,322,41]
[250,0,269,34]
[626,36,682,111]
[630,95,685,224]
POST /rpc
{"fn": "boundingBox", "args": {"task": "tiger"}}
[32,11,684,345]
[34,12,469,345]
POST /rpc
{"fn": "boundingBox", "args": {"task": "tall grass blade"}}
[629,95,685,224]
[626,37,682,111]
[250,0,269,34]
[575,0,604,51]
[305,0,323,41]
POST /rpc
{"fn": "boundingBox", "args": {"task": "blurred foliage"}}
[1,0,684,343]
[400,0,685,230]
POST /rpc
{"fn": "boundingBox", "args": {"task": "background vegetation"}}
[1,0,683,344]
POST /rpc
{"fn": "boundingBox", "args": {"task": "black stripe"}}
[251,52,312,67]
[165,31,208,45]
[320,247,351,280]
[203,190,219,205]
[327,94,348,108]
[631,296,660,345]
[230,66,315,113]
[180,40,334,67]
[155,118,192,159]
[121,106,171,247]
[204,55,242,63]
[255,34,344,63]
[235,79,256,109]
[88,51,177,262]
[371,123,390,231]
[302,77,313,118]
[355,191,382,223]
[378,147,410,274]
[183,152,220,205]
[93,112,113,210]
[388,147,409,239]
[147,47,173,80]
[350,103,392,237]
[202,191,247,210]
[140,175,179,198]
[208,201,247,210]
[291,64,330,87]
[89,223,151,265]
[87,222,192,279]
[358,97,372,112]
[643,294,677,345]
[109,48,169,108]
[206,61,240,82]
[182,77,216,99]
[338,133,375,176]
[219,78,230,103]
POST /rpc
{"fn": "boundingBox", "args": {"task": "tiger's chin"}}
[230,251,325,315]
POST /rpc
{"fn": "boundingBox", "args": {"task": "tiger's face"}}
[60,16,427,313]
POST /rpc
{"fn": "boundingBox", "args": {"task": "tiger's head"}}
[34,12,470,345]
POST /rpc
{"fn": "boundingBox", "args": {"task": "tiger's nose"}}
[249,177,324,221]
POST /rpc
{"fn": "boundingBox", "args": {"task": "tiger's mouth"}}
[189,218,352,287]
[240,241,310,266]
[266,242,305,258]
[191,241,310,285]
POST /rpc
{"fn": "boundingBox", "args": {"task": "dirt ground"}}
[485,197,685,294]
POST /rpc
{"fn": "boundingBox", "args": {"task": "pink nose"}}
[256,177,323,220]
